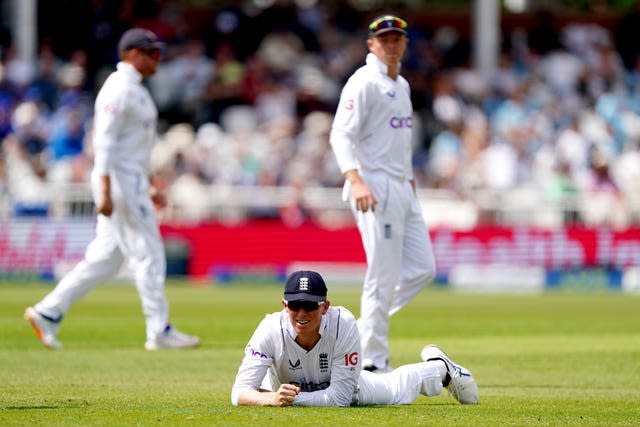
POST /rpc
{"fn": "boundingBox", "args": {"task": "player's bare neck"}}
[387,64,399,80]
[295,334,320,351]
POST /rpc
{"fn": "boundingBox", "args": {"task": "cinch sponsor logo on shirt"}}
[389,116,412,129]
[247,345,268,359]
[291,379,331,392]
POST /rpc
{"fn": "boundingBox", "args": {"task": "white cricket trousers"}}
[35,170,169,341]
[356,362,442,405]
[351,170,436,369]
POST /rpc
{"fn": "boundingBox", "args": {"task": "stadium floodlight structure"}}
[473,0,500,82]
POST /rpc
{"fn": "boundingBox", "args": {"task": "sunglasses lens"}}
[287,301,320,312]
[140,47,161,58]
[370,17,407,33]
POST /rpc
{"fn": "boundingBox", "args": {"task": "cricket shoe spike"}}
[144,324,200,350]
[24,307,63,350]
[420,344,479,404]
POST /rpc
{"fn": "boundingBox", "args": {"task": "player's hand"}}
[351,181,377,212]
[96,193,114,217]
[271,383,300,406]
[149,186,167,210]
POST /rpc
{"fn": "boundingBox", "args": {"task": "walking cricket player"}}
[231,270,478,406]
[329,14,436,372]
[24,28,199,351]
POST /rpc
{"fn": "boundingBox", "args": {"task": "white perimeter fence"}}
[5,182,639,230]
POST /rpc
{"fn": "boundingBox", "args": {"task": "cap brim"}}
[370,28,407,37]
[140,41,165,49]
[284,293,325,303]
[122,41,165,52]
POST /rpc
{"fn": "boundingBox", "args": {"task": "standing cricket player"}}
[231,270,478,406]
[24,28,199,351]
[329,14,436,372]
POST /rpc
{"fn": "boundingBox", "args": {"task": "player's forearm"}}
[293,372,357,407]
[233,388,291,407]
[100,175,111,197]
[234,388,271,406]
[293,386,353,407]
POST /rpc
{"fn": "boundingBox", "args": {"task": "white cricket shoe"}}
[144,325,200,351]
[24,307,62,350]
[421,344,479,404]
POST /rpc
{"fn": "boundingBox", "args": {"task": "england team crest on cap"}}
[284,270,328,302]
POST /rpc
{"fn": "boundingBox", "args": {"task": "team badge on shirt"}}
[319,352,329,371]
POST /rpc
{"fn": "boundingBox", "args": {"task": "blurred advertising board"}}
[1,219,639,292]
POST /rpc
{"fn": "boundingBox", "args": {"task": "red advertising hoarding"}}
[1,219,639,280]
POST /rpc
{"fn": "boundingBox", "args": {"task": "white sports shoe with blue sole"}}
[144,324,200,351]
[420,344,479,404]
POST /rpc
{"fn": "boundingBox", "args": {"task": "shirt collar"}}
[116,61,143,83]
[366,53,402,77]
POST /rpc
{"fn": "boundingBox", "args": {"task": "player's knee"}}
[421,373,443,396]
[414,264,435,286]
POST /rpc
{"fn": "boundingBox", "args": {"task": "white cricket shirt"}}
[92,62,158,176]
[231,306,361,406]
[330,53,414,181]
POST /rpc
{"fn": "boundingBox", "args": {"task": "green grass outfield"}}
[1,280,638,426]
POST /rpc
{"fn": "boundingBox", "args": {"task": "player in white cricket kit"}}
[24,28,199,351]
[231,270,478,407]
[329,15,436,372]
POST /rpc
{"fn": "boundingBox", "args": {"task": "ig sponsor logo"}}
[344,352,358,366]
[390,116,412,129]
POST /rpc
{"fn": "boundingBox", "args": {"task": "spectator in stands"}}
[47,94,86,162]
[203,41,246,123]
[2,4,640,228]
[153,37,214,127]
[30,40,61,111]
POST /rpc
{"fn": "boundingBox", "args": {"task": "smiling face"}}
[283,299,330,348]
[367,31,408,69]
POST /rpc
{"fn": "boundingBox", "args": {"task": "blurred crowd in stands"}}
[1,1,640,228]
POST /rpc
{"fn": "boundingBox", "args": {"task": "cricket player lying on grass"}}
[231,270,478,407]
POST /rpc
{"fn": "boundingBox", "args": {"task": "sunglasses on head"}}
[369,16,408,34]
[285,300,323,312]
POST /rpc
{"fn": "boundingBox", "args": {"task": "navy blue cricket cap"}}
[284,270,327,302]
[118,28,165,53]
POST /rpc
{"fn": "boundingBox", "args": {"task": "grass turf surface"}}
[0,280,638,426]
